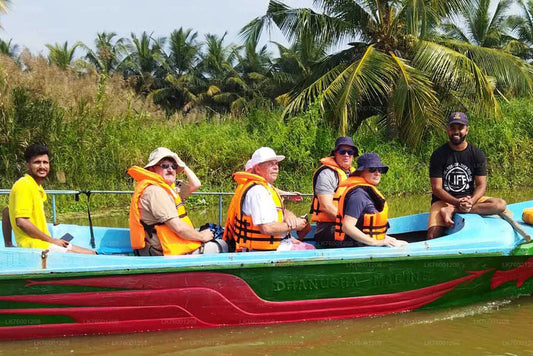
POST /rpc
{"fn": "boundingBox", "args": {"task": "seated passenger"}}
[427,112,506,239]
[333,153,407,248]
[8,144,95,254]
[246,160,304,203]
[224,147,314,252]
[311,136,357,248]
[128,147,226,256]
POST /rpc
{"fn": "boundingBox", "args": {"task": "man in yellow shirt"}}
[8,144,95,254]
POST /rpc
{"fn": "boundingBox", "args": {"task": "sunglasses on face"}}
[159,163,178,170]
[338,149,355,156]
[368,167,386,174]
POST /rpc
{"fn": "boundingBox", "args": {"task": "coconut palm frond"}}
[442,40,533,95]
[388,52,442,146]
[413,40,499,117]
[284,46,397,134]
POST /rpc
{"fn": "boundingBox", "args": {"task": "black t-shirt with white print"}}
[429,142,487,204]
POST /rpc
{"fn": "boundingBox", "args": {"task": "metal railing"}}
[0,189,312,225]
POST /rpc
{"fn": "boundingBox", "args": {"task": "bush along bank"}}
[2,77,533,214]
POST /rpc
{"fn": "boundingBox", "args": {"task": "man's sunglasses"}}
[338,149,355,156]
[368,167,387,174]
[159,163,178,170]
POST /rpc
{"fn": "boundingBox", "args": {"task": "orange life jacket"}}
[334,176,389,242]
[223,171,284,251]
[128,166,201,255]
[310,157,354,222]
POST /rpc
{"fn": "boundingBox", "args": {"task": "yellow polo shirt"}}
[8,174,51,249]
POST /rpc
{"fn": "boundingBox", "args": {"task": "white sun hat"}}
[246,147,285,171]
[144,147,185,169]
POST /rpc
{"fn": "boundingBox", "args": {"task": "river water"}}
[2,190,533,354]
[3,298,532,355]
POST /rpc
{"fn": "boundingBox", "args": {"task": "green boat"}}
[0,200,532,340]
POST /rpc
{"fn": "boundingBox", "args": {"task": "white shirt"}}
[242,184,281,225]
[241,184,291,248]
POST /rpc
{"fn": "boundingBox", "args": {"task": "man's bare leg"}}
[470,198,507,215]
[69,245,97,254]
[427,226,445,240]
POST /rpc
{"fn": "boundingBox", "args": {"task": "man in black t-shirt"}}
[427,112,507,239]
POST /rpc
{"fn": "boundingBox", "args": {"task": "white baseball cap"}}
[246,147,285,171]
[144,147,185,169]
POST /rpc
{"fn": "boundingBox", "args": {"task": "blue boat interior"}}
[1,201,532,274]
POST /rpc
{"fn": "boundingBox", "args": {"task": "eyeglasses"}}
[338,149,355,156]
[159,163,178,170]
[368,167,386,174]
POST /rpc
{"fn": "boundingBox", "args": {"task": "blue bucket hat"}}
[330,136,359,156]
[355,152,389,173]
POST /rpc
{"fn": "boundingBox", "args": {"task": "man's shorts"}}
[48,243,73,253]
[428,196,491,228]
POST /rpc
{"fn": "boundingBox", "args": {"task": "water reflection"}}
[4,296,533,355]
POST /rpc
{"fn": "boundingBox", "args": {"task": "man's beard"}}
[449,134,466,145]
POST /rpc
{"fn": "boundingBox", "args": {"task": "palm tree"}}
[45,41,82,69]
[120,32,166,95]
[507,0,533,60]
[199,33,235,82]
[166,28,201,76]
[0,38,18,57]
[192,33,242,114]
[82,32,125,75]
[149,28,202,114]
[242,0,533,146]
[441,0,513,48]
[269,34,329,103]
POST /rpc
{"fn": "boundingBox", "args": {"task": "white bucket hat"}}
[246,147,285,171]
[144,147,185,169]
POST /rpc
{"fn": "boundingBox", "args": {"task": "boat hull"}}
[1,253,533,340]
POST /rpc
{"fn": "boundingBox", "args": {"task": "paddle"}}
[498,210,531,242]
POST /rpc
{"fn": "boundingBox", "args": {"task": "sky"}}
[0,0,315,55]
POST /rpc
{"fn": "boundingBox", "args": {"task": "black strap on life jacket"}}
[140,220,164,236]
[233,183,277,246]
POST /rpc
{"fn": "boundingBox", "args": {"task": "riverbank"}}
[2,54,533,214]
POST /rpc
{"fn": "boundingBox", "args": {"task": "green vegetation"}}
[1,52,533,217]
[2,0,533,148]
[2,0,533,217]
[243,0,533,146]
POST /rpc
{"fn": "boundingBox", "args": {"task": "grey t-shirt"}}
[314,168,339,195]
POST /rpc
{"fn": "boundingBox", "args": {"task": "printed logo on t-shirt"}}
[443,163,472,193]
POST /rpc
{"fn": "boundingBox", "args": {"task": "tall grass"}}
[1,54,533,216]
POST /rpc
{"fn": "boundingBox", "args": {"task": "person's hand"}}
[457,196,472,212]
[284,211,299,230]
[199,229,214,242]
[51,238,69,248]
[294,218,309,232]
[379,236,408,247]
